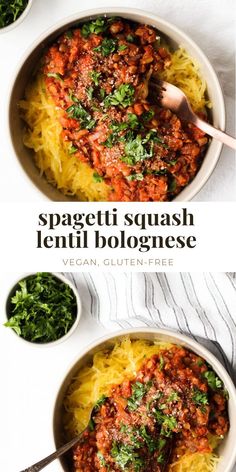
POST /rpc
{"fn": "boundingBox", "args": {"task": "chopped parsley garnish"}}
[118,44,128,51]
[93,172,104,183]
[104,84,135,108]
[111,443,144,471]
[142,109,155,122]
[157,453,165,464]
[204,371,223,390]
[65,30,73,39]
[139,426,158,453]
[126,34,135,43]
[167,391,180,402]
[97,451,106,466]
[168,177,177,192]
[94,394,107,408]
[94,38,117,56]
[122,134,153,165]
[4,273,77,343]
[159,355,165,370]
[127,381,152,411]
[81,17,108,37]
[192,388,209,407]
[0,0,28,28]
[67,96,96,129]
[103,114,140,147]
[86,86,94,100]
[68,145,78,154]
[154,410,177,437]
[90,70,101,86]
[126,173,144,182]
[47,72,63,81]
[122,130,166,165]
[127,113,140,129]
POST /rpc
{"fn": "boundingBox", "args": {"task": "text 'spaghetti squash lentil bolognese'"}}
[64,338,229,472]
[20,17,211,201]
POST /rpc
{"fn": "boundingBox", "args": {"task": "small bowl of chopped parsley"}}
[0,0,33,33]
[4,272,81,346]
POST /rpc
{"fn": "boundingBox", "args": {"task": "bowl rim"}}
[0,0,34,34]
[4,271,82,347]
[52,327,236,472]
[7,6,226,202]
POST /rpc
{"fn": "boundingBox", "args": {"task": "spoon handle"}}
[19,435,81,472]
[193,116,236,150]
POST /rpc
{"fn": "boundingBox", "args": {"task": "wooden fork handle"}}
[193,116,236,150]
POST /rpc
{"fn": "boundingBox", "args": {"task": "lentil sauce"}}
[72,346,228,471]
[43,17,209,202]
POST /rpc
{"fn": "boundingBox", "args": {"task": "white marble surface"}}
[0,0,235,202]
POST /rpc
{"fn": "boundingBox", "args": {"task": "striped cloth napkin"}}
[64,272,236,383]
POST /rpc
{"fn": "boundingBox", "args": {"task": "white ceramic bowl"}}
[53,328,236,472]
[0,0,33,34]
[5,272,81,347]
[8,7,225,201]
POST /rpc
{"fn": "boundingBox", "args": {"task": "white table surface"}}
[0,0,235,202]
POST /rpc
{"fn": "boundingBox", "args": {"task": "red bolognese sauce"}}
[43,17,209,201]
[72,346,228,471]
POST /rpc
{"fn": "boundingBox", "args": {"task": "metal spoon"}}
[19,407,95,472]
[151,80,236,150]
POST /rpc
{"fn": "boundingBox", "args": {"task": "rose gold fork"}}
[151,80,236,150]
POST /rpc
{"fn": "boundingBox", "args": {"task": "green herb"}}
[167,392,180,402]
[168,159,178,166]
[127,113,140,129]
[161,416,177,437]
[159,355,165,370]
[154,410,177,437]
[86,86,94,100]
[103,121,128,147]
[111,443,144,471]
[81,17,108,38]
[122,135,154,165]
[118,44,128,51]
[192,389,209,407]
[168,178,177,193]
[104,84,135,108]
[120,423,129,433]
[65,30,73,39]
[47,72,63,81]
[97,451,106,466]
[142,109,155,122]
[94,38,117,56]
[68,145,78,154]
[4,273,77,343]
[88,418,95,431]
[139,426,157,453]
[122,130,166,165]
[0,0,28,28]
[127,381,152,411]
[157,453,165,464]
[90,70,101,86]
[100,88,106,99]
[94,394,107,408]
[126,173,144,182]
[149,169,168,176]
[126,34,135,43]
[204,371,223,390]
[93,172,104,183]
[67,97,96,130]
